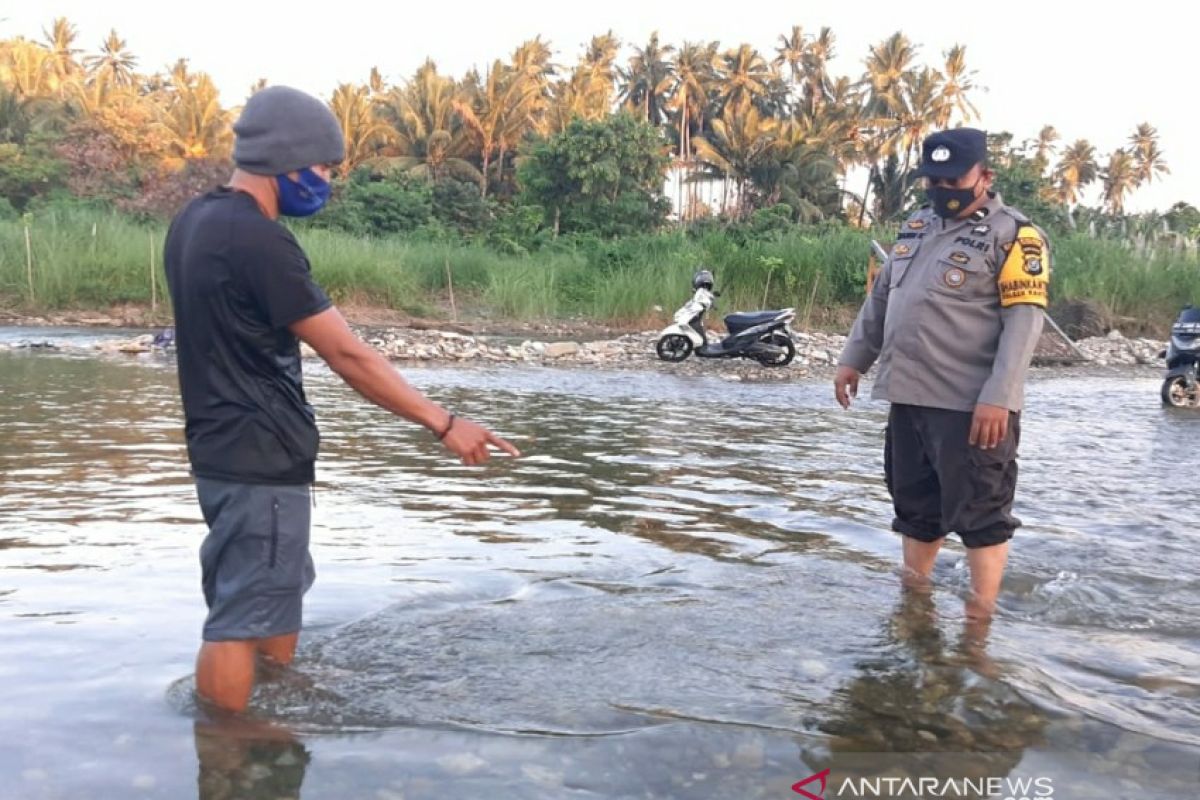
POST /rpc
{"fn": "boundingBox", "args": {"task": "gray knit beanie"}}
[233,86,345,176]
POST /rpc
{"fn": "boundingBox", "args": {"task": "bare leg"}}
[901,536,943,589]
[257,632,300,666]
[196,640,258,713]
[965,542,1009,621]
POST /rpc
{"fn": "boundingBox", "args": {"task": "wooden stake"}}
[445,256,457,322]
[802,273,821,332]
[24,223,34,304]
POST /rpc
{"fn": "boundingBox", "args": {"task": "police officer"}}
[833,127,1050,621]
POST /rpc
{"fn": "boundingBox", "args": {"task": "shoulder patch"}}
[997,224,1049,308]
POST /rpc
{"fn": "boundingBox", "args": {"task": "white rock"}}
[544,341,580,358]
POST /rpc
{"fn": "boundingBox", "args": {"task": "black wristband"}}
[436,413,456,440]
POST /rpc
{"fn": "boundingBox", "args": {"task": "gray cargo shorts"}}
[195,477,316,641]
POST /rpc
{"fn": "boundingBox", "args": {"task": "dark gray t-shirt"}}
[164,187,331,484]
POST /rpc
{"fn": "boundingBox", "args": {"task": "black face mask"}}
[927,177,983,219]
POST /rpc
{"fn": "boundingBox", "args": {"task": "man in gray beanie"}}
[164,86,520,713]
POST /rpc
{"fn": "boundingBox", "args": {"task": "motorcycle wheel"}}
[1161,376,1200,408]
[656,334,693,362]
[755,332,795,367]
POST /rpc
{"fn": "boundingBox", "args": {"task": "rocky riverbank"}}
[0,322,1166,382]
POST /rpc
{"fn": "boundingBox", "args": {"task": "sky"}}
[5,0,1195,212]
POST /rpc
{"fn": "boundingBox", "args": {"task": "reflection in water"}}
[194,715,309,800]
[802,589,1046,795]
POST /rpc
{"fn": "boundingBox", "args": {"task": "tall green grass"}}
[1,207,1195,327]
[1051,236,1199,322]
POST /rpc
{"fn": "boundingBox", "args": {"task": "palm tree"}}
[329,83,391,171]
[773,26,807,85]
[84,29,138,89]
[693,97,779,219]
[1053,139,1099,207]
[42,17,81,95]
[800,27,836,116]
[546,70,594,133]
[159,61,231,162]
[373,60,480,185]
[758,120,840,221]
[618,32,674,125]
[1,39,54,98]
[715,43,772,114]
[864,32,917,114]
[546,32,621,134]
[813,76,864,176]
[455,61,539,196]
[579,31,620,112]
[1026,125,1058,176]
[509,36,556,132]
[871,153,919,221]
[882,67,946,176]
[1129,122,1169,185]
[935,45,978,127]
[669,40,719,220]
[859,32,918,224]
[1101,148,1138,215]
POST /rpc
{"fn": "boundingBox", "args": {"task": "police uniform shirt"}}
[839,193,1050,413]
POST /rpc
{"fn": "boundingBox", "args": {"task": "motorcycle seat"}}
[724,310,786,331]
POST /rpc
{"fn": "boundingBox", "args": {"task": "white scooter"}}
[655,270,796,367]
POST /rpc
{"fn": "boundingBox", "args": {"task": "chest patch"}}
[943,267,967,288]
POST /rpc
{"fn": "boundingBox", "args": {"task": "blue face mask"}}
[276,168,331,217]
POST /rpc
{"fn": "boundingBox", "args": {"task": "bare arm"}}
[290,307,519,463]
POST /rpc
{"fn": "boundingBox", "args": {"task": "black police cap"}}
[915,128,987,179]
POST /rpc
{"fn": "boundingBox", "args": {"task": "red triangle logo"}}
[792,768,831,799]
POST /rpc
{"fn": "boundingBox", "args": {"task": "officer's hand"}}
[441,416,521,465]
[834,366,861,410]
[969,404,1009,450]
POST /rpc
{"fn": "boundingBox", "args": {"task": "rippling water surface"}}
[0,333,1195,799]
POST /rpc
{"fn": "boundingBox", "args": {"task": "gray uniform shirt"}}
[839,194,1046,413]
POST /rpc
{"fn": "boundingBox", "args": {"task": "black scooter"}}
[1161,305,1200,408]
